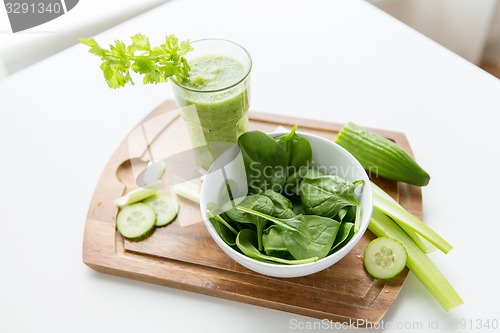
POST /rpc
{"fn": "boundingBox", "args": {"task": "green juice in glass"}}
[172,40,251,171]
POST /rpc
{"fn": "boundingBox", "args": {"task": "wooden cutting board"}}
[83,100,422,324]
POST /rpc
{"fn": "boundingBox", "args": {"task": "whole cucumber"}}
[335,122,430,186]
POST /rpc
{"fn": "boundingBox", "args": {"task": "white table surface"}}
[1,0,499,332]
[0,0,168,76]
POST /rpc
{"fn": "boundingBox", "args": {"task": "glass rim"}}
[170,38,252,93]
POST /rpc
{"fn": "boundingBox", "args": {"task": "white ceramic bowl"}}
[200,132,373,278]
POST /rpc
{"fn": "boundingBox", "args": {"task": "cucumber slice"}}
[116,203,156,240]
[143,193,179,227]
[364,237,407,280]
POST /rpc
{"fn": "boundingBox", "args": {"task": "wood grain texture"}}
[83,100,422,324]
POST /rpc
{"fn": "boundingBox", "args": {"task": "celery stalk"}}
[114,187,158,208]
[372,182,453,254]
[411,232,437,253]
[395,221,437,253]
[174,182,200,204]
[370,208,463,311]
[370,182,434,253]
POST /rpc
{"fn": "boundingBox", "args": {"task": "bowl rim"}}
[200,131,373,272]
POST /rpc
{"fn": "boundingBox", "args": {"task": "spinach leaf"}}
[237,206,340,260]
[221,212,243,231]
[236,229,318,265]
[329,222,355,254]
[282,166,309,196]
[283,167,328,196]
[335,206,356,223]
[263,225,287,254]
[224,195,275,251]
[300,174,364,231]
[206,210,238,247]
[292,201,305,215]
[238,131,287,194]
[287,195,305,215]
[303,168,326,178]
[263,189,295,219]
[262,225,297,259]
[336,208,348,222]
[275,125,313,174]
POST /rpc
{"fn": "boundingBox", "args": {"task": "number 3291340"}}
[5,2,62,14]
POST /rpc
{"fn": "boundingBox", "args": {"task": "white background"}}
[0,0,167,75]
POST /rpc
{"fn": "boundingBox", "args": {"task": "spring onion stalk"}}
[369,208,463,311]
[372,182,453,254]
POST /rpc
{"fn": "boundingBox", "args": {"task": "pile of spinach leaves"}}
[207,126,364,265]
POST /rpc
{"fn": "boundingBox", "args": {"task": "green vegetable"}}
[335,122,430,186]
[369,209,463,311]
[236,229,318,265]
[262,225,289,256]
[114,187,158,208]
[224,195,275,251]
[291,200,305,215]
[372,182,452,254]
[202,130,366,264]
[300,172,364,231]
[329,222,355,253]
[263,189,295,219]
[238,130,287,194]
[282,166,309,195]
[174,181,200,204]
[237,206,340,260]
[114,189,179,241]
[274,125,312,175]
[283,167,326,197]
[206,210,237,247]
[336,205,356,223]
[80,34,193,89]
[371,182,436,253]
[116,203,157,240]
[302,168,326,179]
[143,192,179,227]
[363,237,407,280]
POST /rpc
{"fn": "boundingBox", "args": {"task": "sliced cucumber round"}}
[116,203,156,240]
[143,192,179,227]
[364,237,407,280]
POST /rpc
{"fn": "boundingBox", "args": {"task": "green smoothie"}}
[172,54,250,170]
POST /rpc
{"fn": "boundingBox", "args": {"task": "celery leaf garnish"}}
[80,34,193,89]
